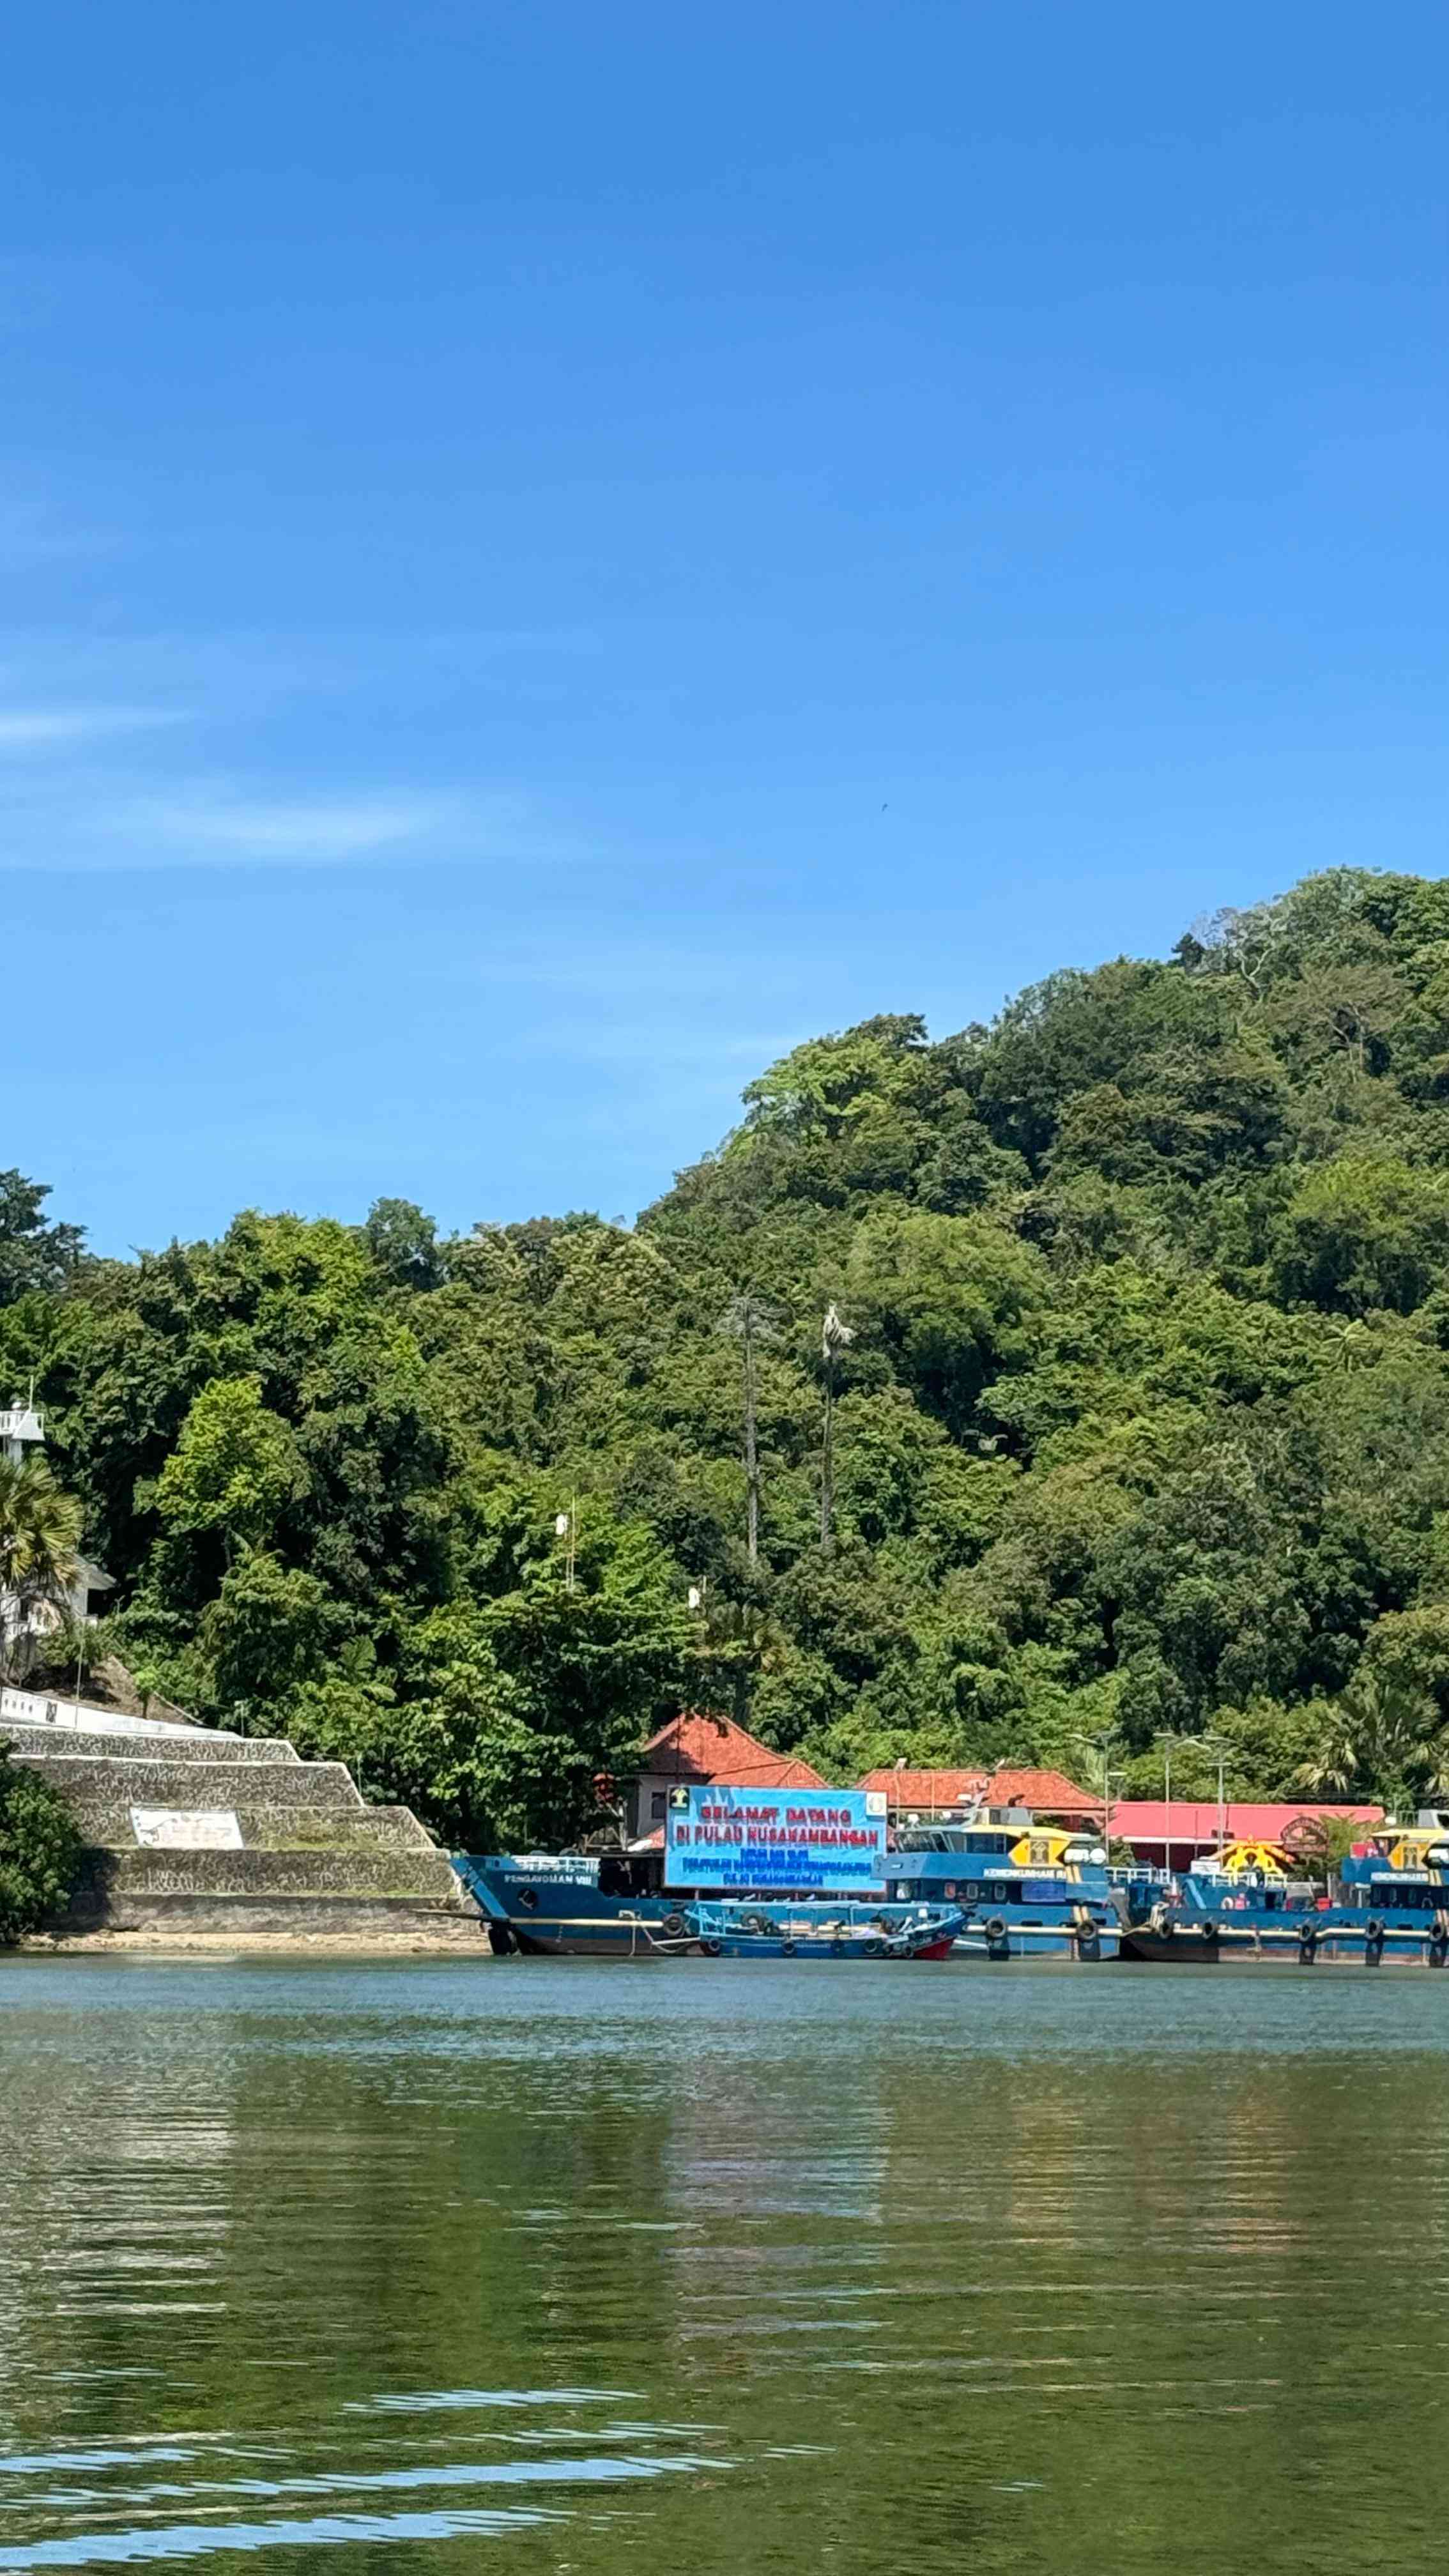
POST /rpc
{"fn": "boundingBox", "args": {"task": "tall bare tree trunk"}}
[820,1358,835,1552]
[742,1306,760,1565]
[818,1303,854,1553]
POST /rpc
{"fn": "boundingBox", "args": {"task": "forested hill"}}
[10,864,1449,1843]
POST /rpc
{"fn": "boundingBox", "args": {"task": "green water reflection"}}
[1,1958,1446,2574]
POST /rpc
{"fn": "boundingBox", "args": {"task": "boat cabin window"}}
[893,1827,1013,1854]
[598,1853,664,1899]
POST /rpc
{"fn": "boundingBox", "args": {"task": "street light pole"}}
[1092,1729,1119,1870]
[1153,1732,1186,1883]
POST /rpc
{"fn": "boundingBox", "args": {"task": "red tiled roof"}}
[1109,1799,1383,1845]
[859,1764,1098,1816]
[983,1767,1099,1816]
[641,1711,827,1791]
[859,1768,989,1809]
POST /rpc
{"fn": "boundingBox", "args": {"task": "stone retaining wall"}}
[72,1848,462,1906]
[13,1710,474,1938]
[54,1799,434,1853]
[15,1756,365,1811]
[2,1724,300,1767]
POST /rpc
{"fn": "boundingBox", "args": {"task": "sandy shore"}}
[20,1926,495,1958]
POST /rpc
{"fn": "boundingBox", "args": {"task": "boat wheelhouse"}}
[882,1814,1119,1959]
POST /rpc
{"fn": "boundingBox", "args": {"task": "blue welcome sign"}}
[664,1783,888,1893]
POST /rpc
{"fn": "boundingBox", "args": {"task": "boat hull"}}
[1117,1913,1449,1965]
[508,1917,696,1958]
[951,1922,1123,1960]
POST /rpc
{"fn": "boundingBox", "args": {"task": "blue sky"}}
[3,1,1445,1254]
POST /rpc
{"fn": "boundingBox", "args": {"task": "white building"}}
[1,1399,114,1663]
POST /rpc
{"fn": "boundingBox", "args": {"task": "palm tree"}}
[1295,1673,1449,1818]
[0,1455,84,1682]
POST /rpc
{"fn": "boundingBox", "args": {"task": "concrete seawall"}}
[6,1708,482,1949]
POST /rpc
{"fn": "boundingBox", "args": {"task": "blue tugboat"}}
[880,1817,1121,1959]
[684,1899,966,1959]
[1114,1820,1449,1963]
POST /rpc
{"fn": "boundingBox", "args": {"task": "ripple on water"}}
[4,1958,1449,2576]
[0,2386,735,2572]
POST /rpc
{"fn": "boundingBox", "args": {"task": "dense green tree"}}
[364,1198,445,1292]
[157,1376,303,1560]
[21,862,1449,1836]
[0,1747,82,1942]
[0,1170,84,1307]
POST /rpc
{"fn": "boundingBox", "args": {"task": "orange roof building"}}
[859,1763,1098,1820]
[643,1711,827,1790]
[627,1712,826,1843]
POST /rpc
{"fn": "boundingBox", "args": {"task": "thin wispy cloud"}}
[130,791,450,862]
[0,621,599,870]
[0,705,186,747]
[0,763,579,871]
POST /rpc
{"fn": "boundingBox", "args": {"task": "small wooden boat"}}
[683,1900,966,1959]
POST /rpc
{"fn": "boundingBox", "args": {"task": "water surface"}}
[1,1957,1445,2575]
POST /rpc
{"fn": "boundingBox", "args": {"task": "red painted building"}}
[1108,1798,1382,1874]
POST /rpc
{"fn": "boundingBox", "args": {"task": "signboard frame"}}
[664,1783,887,1894]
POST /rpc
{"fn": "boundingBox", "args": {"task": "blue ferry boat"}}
[878,1816,1121,1959]
[451,1851,690,1954]
[450,1851,969,1957]
[1114,1820,1449,1963]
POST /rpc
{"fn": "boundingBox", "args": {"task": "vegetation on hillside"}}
[0,1749,82,1943]
[8,868,1449,1843]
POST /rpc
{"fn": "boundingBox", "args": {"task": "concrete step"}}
[15,1756,365,1812]
[1,1725,300,1767]
[58,1801,436,1853]
[74,1848,463,1902]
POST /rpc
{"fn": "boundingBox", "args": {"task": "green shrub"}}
[0,1744,82,1943]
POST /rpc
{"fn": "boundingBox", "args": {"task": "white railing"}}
[0,1684,235,1742]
